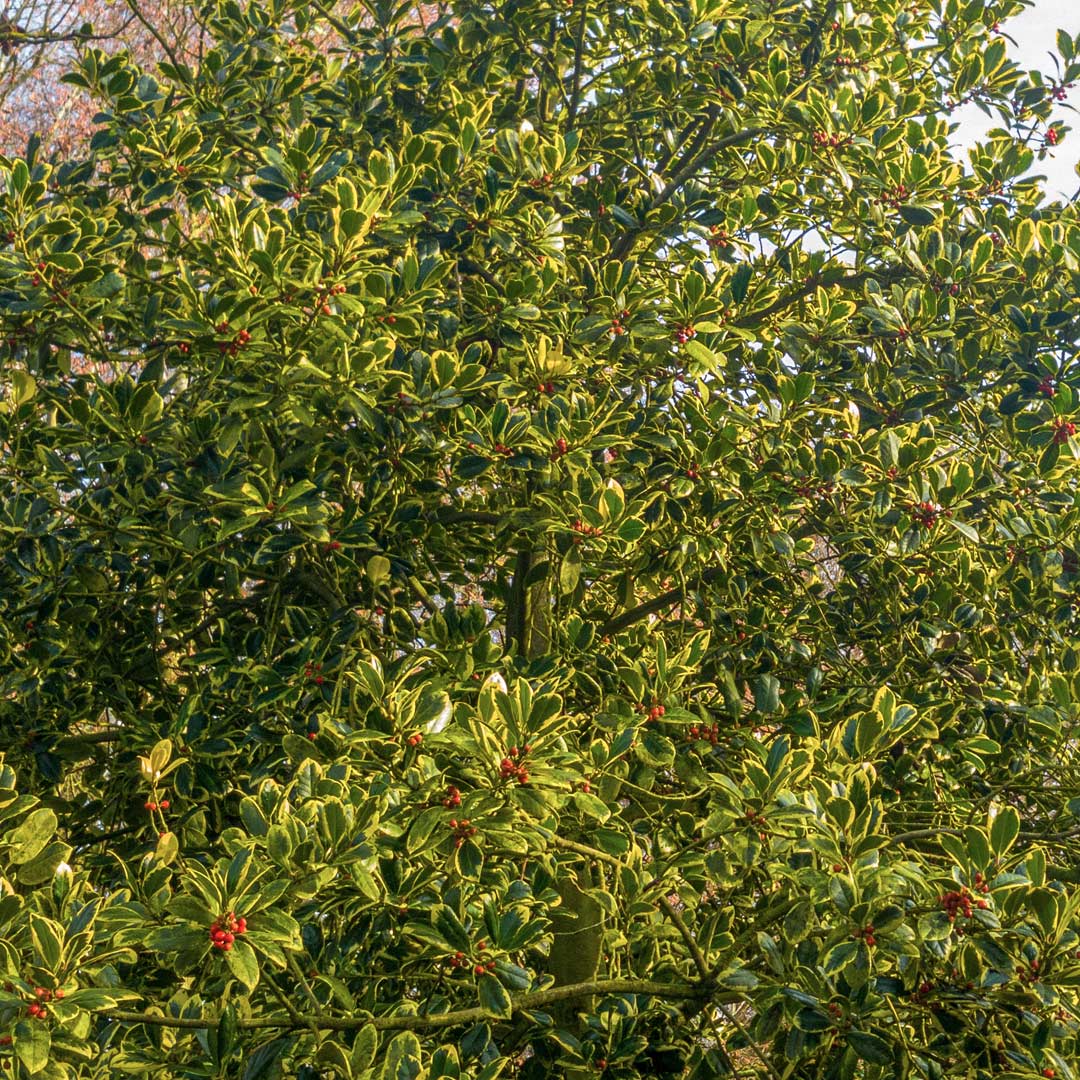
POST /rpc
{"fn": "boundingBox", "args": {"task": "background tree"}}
[2,0,1080,1078]
[0,0,447,156]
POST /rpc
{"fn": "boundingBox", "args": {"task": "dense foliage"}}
[2,0,1080,1076]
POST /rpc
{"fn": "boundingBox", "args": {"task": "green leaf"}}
[6,808,57,865]
[945,518,978,542]
[898,205,936,227]
[731,263,752,303]
[28,913,63,969]
[366,555,392,586]
[13,1020,50,1074]
[225,937,260,991]
[432,905,471,953]
[477,973,512,1019]
[416,689,452,734]
[847,1030,893,1065]
[351,1024,379,1072]
[11,370,36,405]
[753,674,780,714]
[990,806,1020,857]
[559,546,582,594]
[382,1031,423,1080]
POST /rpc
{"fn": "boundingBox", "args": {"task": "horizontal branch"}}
[103,977,719,1032]
[732,264,909,329]
[600,567,725,636]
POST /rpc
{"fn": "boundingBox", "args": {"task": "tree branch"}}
[599,567,726,636]
[103,977,721,1032]
[567,0,590,122]
[731,264,909,329]
[609,123,764,262]
[548,836,710,980]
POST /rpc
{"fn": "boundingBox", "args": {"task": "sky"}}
[952,0,1080,201]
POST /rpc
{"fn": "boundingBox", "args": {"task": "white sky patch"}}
[952,0,1080,200]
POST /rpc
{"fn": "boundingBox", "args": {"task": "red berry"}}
[474,964,484,975]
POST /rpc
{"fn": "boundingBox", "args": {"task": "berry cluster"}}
[673,324,697,345]
[1016,957,1042,985]
[217,326,251,357]
[449,818,477,848]
[834,55,868,70]
[910,500,951,529]
[643,703,666,721]
[550,437,569,461]
[499,745,531,784]
[571,519,602,542]
[1046,127,1061,147]
[791,477,835,498]
[939,886,986,923]
[447,949,497,975]
[824,1002,849,1029]
[491,442,515,456]
[609,309,631,336]
[743,808,770,841]
[210,911,247,951]
[930,277,961,297]
[406,732,423,748]
[708,225,731,248]
[324,539,342,552]
[144,798,171,811]
[687,722,721,745]
[527,172,554,189]
[875,182,911,209]
[304,661,324,685]
[1037,377,1057,397]
[1052,418,1076,445]
[26,986,62,1020]
[286,172,309,200]
[536,380,556,394]
[441,784,462,809]
[685,464,701,480]
[811,131,843,149]
[851,923,877,947]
